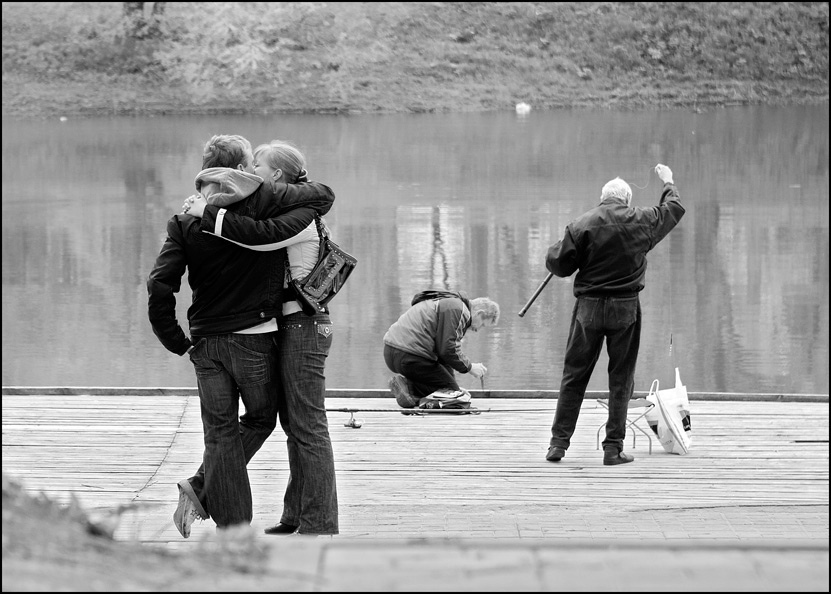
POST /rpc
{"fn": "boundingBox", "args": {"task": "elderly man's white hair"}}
[600,177,632,205]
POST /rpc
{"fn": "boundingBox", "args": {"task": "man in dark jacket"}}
[545,164,684,466]
[147,134,334,536]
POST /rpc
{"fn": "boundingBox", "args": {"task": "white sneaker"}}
[173,484,203,538]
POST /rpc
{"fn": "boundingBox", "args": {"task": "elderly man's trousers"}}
[550,295,641,452]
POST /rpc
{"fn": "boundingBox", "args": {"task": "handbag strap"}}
[314,213,329,260]
[286,214,329,283]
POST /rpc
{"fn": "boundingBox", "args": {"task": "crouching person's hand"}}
[469,363,487,379]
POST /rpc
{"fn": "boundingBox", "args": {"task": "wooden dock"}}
[2,388,828,548]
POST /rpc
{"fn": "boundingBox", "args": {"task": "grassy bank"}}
[2,2,828,119]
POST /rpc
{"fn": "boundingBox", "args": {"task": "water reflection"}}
[2,106,828,394]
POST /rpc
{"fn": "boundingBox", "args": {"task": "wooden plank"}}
[2,393,827,546]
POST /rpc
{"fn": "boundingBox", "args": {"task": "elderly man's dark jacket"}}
[546,183,684,297]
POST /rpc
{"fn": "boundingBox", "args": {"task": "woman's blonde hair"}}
[253,140,308,185]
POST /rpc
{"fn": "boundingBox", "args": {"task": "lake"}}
[2,105,828,394]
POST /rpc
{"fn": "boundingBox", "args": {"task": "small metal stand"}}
[344,411,363,428]
[596,396,654,454]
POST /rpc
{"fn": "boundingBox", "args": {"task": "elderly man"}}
[545,164,685,465]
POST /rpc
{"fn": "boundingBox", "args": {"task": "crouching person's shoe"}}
[546,446,566,462]
[603,447,635,466]
[389,374,418,408]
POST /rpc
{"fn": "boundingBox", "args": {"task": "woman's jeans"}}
[277,312,339,535]
[550,296,641,453]
[383,344,460,398]
[187,332,279,528]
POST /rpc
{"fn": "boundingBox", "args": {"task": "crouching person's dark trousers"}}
[384,344,460,399]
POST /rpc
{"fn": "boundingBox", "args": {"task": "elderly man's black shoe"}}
[603,449,634,465]
[546,446,566,462]
[264,522,299,535]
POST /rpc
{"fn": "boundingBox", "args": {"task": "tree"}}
[123,2,166,40]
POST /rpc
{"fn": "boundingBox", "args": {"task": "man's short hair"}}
[201,134,253,170]
[601,177,632,205]
[471,297,500,326]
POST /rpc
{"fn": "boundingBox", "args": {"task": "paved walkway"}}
[193,535,828,591]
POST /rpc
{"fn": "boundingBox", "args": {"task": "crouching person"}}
[382,290,500,407]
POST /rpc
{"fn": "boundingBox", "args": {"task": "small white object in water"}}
[59,116,68,122]
[515,102,531,114]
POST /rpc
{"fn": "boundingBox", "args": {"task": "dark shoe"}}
[264,522,299,535]
[390,374,418,408]
[546,446,566,462]
[603,449,635,466]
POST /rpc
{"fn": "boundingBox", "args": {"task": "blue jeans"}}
[550,296,641,452]
[383,344,460,399]
[185,332,279,528]
[277,312,338,535]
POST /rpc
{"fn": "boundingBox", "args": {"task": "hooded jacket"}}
[194,168,323,314]
[147,174,334,355]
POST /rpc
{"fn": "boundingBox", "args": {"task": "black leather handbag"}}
[289,215,357,316]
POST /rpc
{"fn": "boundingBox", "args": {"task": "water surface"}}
[2,105,828,394]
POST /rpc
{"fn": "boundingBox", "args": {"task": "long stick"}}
[518,272,554,317]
